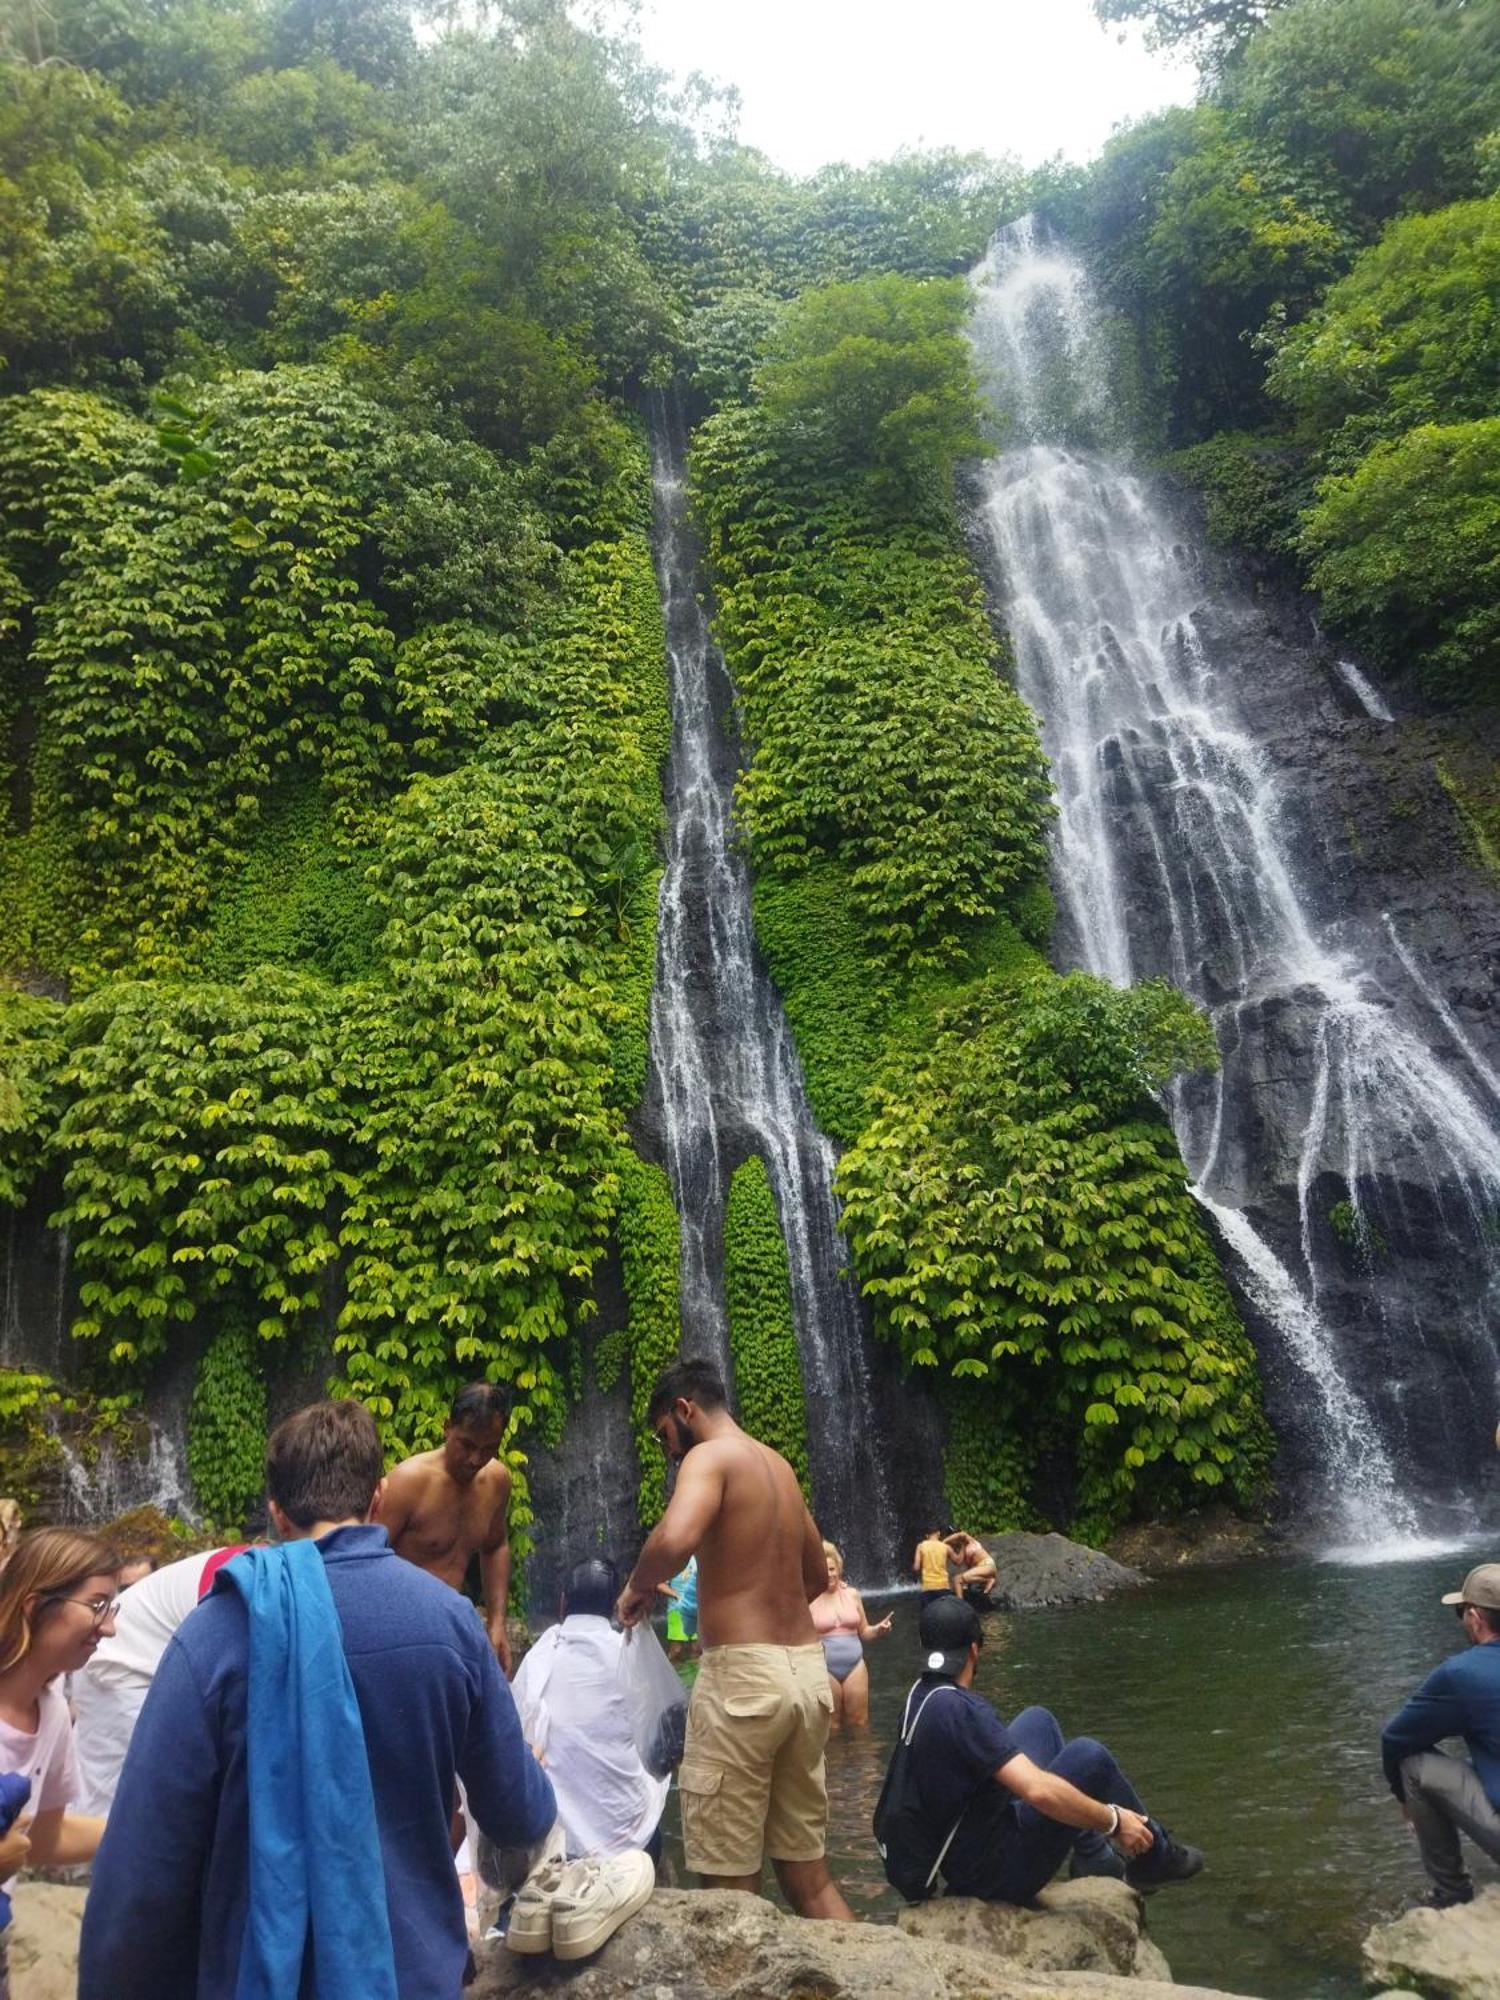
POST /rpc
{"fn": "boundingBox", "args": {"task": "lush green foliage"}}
[612,1152,683,1527]
[1300,420,1500,699]
[836,973,1271,1537]
[693,387,1053,972]
[1267,196,1500,453]
[722,1157,809,1494]
[691,347,1268,1537]
[755,275,987,497]
[188,1321,269,1530]
[0,0,1281,1555]
[1062,2,1500,710]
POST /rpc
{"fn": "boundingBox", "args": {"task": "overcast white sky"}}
[631,0,1196,176]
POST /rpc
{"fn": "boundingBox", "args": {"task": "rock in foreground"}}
[981,1533,1144,1610]
[475,1885,1255,1999]
[1363,1886,1500,1999]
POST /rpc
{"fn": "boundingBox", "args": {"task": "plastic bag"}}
[618,1618,689,1777]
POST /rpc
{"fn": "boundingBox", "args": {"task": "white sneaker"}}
[550,1849,656,1962]
[504,1829,576,1955]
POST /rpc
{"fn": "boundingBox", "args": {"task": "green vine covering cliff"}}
[722,1157,809,1495]
[688,278,1271,1535]
[18,0,1447,1554]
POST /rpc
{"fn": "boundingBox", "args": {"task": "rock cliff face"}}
[1182,546,1500,1519]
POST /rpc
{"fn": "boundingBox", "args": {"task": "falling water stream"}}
[966,221,1500,1546]
[641,394,899,1580]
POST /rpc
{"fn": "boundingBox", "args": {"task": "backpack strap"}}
[896,1681,972,1893]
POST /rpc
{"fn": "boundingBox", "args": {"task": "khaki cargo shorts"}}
[677,1641,833,1876]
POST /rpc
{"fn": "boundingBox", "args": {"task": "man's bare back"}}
[378,1386,513,1670]
[674,1431,819,1648]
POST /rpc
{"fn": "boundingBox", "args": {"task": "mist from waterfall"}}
[966,219,1500,1548]
[641,394,898,1580]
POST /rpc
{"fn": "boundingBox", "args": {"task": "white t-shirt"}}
[510,1615,669,1859]
[0,1682,78,1885]
[85,1547,237,1684]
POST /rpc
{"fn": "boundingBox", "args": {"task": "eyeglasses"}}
[47,1593,119,1628]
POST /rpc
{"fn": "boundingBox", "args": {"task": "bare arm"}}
[27,1805,106,1867]
[480,1465,513,1674]
[800,1508,826,1603]
[852,1589,892,1642]
[618,1450,725,1624]
[995,1754,1152,1855]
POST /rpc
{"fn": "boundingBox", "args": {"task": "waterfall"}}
[966,222,1500,1546]
[641,393,900,1581]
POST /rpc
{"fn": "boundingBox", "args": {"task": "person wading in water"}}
[616,1358,854,1921]
[378,1384,514,1673]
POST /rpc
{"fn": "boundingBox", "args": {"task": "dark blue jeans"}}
[943,1705,1160,1904]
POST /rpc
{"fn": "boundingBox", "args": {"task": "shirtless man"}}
[378,1383,513,1672]
[616,1358,853,1921]
[946,1529,998,1605]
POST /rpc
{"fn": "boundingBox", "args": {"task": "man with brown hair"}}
[616,1358,853,1922]
[79,1399,553,2000]
[379,1382,514,1671]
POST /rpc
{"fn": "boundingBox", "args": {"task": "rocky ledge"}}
[475,1880,1256,1999]
[980,1533,1145,1611]
[1363,1884,1500,2000]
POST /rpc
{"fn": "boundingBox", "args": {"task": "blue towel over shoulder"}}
[221,1541,397,2000]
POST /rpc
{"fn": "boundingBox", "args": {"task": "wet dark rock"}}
[980,1532,1145,1609]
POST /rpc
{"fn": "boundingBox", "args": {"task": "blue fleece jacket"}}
[78,1525,554,2000]
[1382,1637,1500,1807]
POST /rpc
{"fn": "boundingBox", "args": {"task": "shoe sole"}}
[551,1875,655,1961]
[504,1912,553,1955]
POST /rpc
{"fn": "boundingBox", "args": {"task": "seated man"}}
[884,1596,1202,1905]
[1381,1561,1500,1909]
[946,1532,998,1610]
[511,1557,670,1861]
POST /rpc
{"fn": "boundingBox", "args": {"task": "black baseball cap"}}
[918,1595,983,1678]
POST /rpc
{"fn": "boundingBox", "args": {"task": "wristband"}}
[1104,1804,1120,1838]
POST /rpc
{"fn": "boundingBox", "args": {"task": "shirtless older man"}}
[617,1357,853,1921]
[379,1383,513,1672]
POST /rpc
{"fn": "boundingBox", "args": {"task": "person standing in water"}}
[615,1358,854,1921]
[913,1527,954,1606]
[810,1542,892,1730]
[379,1383,513,1672]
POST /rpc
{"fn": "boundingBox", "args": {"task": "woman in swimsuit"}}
[809,1541,892,1730]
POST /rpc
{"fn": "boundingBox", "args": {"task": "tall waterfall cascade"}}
[640,395,899,1580]
[967,220,1500,1549]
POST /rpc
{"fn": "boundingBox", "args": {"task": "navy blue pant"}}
[943,1705,1158,1904]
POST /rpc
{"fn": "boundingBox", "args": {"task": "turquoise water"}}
[665,1547,1498,1996]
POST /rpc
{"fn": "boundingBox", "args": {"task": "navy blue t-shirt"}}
[900,1676,1025,1892]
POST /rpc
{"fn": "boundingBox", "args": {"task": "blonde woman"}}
[809,1542,892,1729]
[0,1527,119,1991]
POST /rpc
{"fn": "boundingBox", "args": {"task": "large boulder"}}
[899,1878,1172,1980]
[474,1885,1252,1999]
[980,1534,1144,1610]
[1362,1887,1500,1999]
